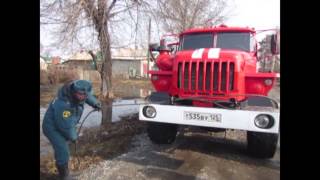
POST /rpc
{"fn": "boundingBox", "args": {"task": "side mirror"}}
[149,43,160,51]
[148,43,160,62]
[158,39,172,51]
[270,34,280,55]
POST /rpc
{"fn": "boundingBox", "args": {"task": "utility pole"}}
[147,17,151,79]
[271,28,280,72]
[271,55,275,72]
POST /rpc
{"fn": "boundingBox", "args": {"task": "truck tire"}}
[147,122,178,144]
[247,131,278,158]
[146,92,177,144]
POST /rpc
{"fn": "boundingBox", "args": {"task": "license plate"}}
[184,111,222,122]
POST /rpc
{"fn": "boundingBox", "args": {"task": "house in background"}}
[41,56,51,64]
[62,51,95,70]
[51,56,61,65]
[110,48,154,78]
[40,57,48,71]
[61,48,154,78]
[40,55,61,66]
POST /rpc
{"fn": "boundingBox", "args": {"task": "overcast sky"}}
[40,0,280,58]
[226,0,279,29]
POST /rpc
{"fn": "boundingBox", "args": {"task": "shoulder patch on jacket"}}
[63,110,72,119]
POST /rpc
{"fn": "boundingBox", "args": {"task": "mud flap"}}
[147,92,171,105]
[147,122,178,144]
[247,132,278,158]
[243,96,278,109]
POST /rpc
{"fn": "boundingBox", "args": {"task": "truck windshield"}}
[180,33,213,50]
[216,32,251,52]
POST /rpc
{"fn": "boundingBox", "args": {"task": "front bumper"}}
[139,104,279,133]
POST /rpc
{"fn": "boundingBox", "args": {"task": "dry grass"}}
[40,68,80,85]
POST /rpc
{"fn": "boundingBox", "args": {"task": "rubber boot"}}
[56,163,73,180]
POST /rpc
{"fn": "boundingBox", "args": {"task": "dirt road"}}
[76,129,279,180]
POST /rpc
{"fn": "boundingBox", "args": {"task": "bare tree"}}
[41,0,142,123]
[151,0,231,34]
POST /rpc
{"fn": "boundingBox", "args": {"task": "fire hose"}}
[72,101,149,166]
[73,109,98,166]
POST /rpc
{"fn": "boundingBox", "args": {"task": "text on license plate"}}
[184,111,222,122]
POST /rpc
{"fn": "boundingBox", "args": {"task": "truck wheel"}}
[247,131,278,158]
[147,122,178,144]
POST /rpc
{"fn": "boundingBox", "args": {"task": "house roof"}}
[111,48,147,60]
[68,51,93,61]
[65,48,148,63]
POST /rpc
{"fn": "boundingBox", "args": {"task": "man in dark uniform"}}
[42,80,101,180]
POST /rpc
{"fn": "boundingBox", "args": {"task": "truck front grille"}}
[178,60,235,95]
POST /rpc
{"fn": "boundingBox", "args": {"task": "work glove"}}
[70,134,77,144]
[93,102,102,111]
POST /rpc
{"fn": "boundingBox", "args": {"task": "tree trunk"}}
[99,22,113,124]
[101,98,113,126]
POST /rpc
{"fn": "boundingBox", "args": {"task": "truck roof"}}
[180,25,256,36]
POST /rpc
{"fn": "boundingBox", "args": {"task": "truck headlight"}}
[254,114,274,129]
[143,106,157,118]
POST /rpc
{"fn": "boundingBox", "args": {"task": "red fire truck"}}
[139,24,280,158]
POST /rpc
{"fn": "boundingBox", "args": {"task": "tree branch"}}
[106,0,117,15]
